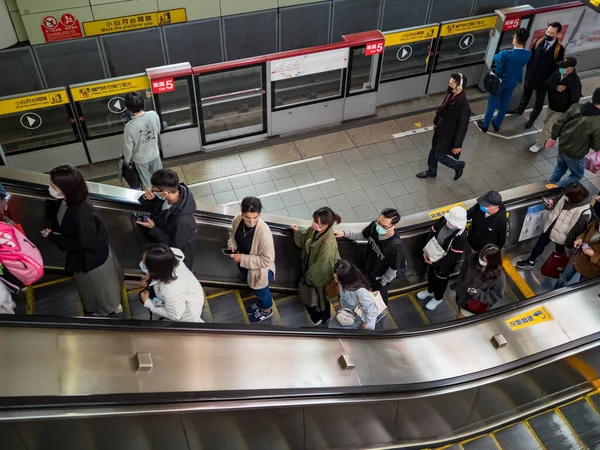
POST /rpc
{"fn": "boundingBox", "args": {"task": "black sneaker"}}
[516,260,536,270]
[417,171,435,179]
[245,302,259,313]
[525,120,534,129]
[491,121,500,132]
[249,309,273,323]
[508,109,522,115]
[454,162,466,181]
[476,119,488,133]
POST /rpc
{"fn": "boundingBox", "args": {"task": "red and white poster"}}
[365,41,384,56]
[502,17,521,32]
[152,78,175,94]
[41,14,83,43]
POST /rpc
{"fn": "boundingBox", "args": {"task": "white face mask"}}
[479,257,488,267]
[49,185,64,199]
[243,217,259,228]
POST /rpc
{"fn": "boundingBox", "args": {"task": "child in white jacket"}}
[140,244,204,322]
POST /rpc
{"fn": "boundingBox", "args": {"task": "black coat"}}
[525,38,565,89]
[432,95,471,158]
[466,204,508,252]
[48,199,110,273]
[545,69,582,113]
[138,184,198,270]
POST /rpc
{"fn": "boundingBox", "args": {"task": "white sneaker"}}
[417,290,433,300]
[425,298,444,311]
[529,144,542,153]
[116,304,123,313]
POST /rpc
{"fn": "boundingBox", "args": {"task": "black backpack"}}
[483,50,512,97]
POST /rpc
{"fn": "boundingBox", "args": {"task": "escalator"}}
[2,167,600,450]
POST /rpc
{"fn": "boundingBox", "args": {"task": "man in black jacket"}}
[530,57,582,153]
[136,169,198,270]
[467,191,508,253]
[510,22,565,128]
[417,73,471,182]
[335,208,406,305]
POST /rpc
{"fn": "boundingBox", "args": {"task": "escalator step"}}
[375,311,398,330]
[494,422,542,450]
[528,411,582,449]
[421,293,456,325]
[34,282,80,316]
[209,292,248,324]
[462,434,500,450]
[587,392,600,413]
[387,295,427,328]
[559,398,600,448]
[275,297,312,328]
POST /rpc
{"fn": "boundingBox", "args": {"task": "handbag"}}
[120,156,140,189]
[354,291,388,318]
[336,308,356,327]
[585,151,600,174]
[297,280,318,307]
[423,237,447,263]
[540,251,570,279]
[466,298,489,314]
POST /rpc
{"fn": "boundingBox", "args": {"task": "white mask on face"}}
[243,217,259,228]
[49,185,64,199]
[479,257,488,267]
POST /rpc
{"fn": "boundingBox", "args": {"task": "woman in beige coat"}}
[228,197,276,323]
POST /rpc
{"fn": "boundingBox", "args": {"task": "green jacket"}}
[294,227,340,288]
[551,102,600,159]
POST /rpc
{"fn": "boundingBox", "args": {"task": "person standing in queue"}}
[334,208,405,306]
[291,207,341,326]
[41,165,124,316]
[529,57,581,153]
[123,92,162,191]
[228,197,276,323]
[509,22,565,129]
[478,28,531,133]
[417,73,471,182]
[418,206,467,311]
[136,169,198,271]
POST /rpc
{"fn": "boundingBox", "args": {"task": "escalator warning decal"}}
[506,306,553,331]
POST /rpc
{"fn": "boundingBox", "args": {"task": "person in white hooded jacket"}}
[140,243,204,322]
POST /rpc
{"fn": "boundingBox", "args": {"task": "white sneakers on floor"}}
[425,299,444,311]
[529,144,542,153]
[416,290,432,300]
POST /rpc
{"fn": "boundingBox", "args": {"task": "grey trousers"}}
[135,156,163,191]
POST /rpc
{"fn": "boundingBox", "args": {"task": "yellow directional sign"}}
[385,25,439,47]
[506,306,553,331]
[83,8,186,37]
[71,76,150,102]
[0,90,69,115]
[427,202,466,221]
[440,16,497,36]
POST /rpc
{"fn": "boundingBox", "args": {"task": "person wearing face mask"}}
[228,197,276,323]
[137,169,197,271]
[291,207,341,326]
[41,165,123,316]
[334,208,405,306]
[529,57,582,153]
[454,244,505,318]
[509,22,565,129]
[417,73,470,182]
[139,243,204,322]
[517,182,591,270]
[418,206,467,311]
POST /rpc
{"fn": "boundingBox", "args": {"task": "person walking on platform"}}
[417,73,470,182]
[529,57,582,153]
[334,208,406,305]
[291,207,341,326]
[41,165,124,316]
[136,169,198,271]
[509,22,565,128]
[418,206,467,311]
[228,197,276,323]
[477,28,531,133]
[546,88,600,188]
[123,92,162,191]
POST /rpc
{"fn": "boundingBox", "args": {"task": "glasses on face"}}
[376,220,393,230]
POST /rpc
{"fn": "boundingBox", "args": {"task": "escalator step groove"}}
[559,398,600,448]
[527,410,582,449]
[462,434,500,450]
[493,422,542,450]
[387,295,426,329]
[208,292,248,324]
[275,297,312,327]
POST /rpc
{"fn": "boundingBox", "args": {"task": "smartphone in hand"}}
[542,197,552,208]
[132,213,150,222]
[582,243,591,250]
[221,248,235,255]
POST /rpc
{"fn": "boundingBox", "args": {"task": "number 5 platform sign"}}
[365,41,384,56]
[152,78,175,94]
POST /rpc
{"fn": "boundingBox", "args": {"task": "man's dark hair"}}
[151,169,179,192]
[565,182,589,204]
[548,22,563,33]
[50,164,88,206]
[381,208,401,225]
[144,243,179,283]
[241,196,262,214]
[593,87,600,105]
[451,73,467,89]
[125,92,145,113]
[514,28,530,46]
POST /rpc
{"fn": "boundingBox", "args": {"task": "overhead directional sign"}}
[581,0,600,13]
[459,34,475,49]
[385,25,439,47]
[397,45,413,61]
[108,97,126,114]
[71,76,150,102]
[441,16,497,36]
[20,112,42,130]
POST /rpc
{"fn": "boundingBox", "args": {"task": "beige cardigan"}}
[228,214,276,290]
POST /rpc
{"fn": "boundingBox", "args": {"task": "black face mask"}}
[447,86,454,94]
[545,34,554,41]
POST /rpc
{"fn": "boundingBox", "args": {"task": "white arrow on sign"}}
[27,116,36,127]
[20,112,42,130]
[396,45,413,61]
[459,34,474,50]
[108,96,126,114]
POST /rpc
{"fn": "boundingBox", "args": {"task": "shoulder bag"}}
[484,50,511,97]
[354,290,387,318]
[423,229,463,263]
[297,280,319,307]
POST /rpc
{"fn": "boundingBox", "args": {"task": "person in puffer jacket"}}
[517,182,591,270]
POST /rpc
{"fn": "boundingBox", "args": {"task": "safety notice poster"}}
[519,204,548,242]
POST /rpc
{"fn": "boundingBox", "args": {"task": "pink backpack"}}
[0,222,44,287]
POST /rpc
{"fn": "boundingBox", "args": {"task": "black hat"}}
[557,57,577,68]
[478,190,502,207]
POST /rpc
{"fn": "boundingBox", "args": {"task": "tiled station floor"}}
[87,70,600,222]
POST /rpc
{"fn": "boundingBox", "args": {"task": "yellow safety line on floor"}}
[120,284,131,319]
[242,294,256,301]
[383,304,399,329]
[75,294,84,316]
[459,432,501,448]
[555,407,586,449]
[565,356,600,389]
[270,301,283,326]
[234,290,250,325]
[585,394,600,417]
[408,293,430,326]
[32,277,72,290]
[387,293,406,301]
[502,258,536,299]
[274,295,298,304]
[201,288,214,322]
[489,432,504,449]
[504,283,520,304]
[206,289,236,299]
[523,418,547,450]
[24,288,34,315]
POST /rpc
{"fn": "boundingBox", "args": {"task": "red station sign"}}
[503,17,522,31]
[41,13,83,43]
[151,78,175,94]
[365,41,384,56]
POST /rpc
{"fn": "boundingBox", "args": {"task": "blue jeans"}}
[427,147,464,176]
[483,85,515,129]
[554,263,588,289]
[239,268,273,310]
[548,151,585,188]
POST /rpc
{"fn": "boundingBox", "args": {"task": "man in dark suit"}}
[509,22,565,128]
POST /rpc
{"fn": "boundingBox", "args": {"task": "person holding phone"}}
[555,219,600,289]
